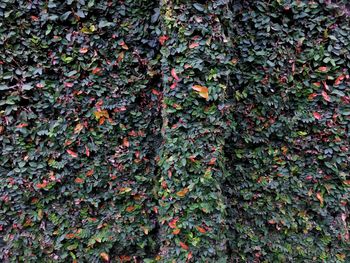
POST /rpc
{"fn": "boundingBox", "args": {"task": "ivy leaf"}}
[100,252,109,262]
[176,187,189,197]
[193,3,204,12]
[189,42,199,49]
[192,85,209,100]
[171,68,179,81]
[67,149,78,158]
[322,91,331,102]
[313,112,321,120]
[316,192,324,207]
[196,226,207,233]
[179,241,189,250]
[318,66,328,72]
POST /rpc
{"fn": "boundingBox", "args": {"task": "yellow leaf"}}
[176,187,189,197]
[81,25,96,34]
[192,85,209,100]
[74,123,84,134]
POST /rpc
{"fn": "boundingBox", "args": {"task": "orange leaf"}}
[179,241,189,250]
[36,181,48,189]
[171,68,179,81]
[74,123,84,134]
[74,178,84,184]
[67,149,78,158]
[192,85,209,100]
[189,42,199,49]
[117,52,124,63]
[308,93,318,100]
[86,169,94,177]
[313,112,321,120]
[79,47,88,54]
[125,206,135,212]
[119,41,129,50]
[123,137,130,147]
[94,110,109,120]
[100,252,109,262]
[176,187,189,197]
[343,180,350,185]
[65,233,75,239]
[312,82,321,87]
[208,158,216,165]
[172,228,181,235]
[196,226,206,233]
[316,192,324,206]
[168,218,178,229]
[318,66,328,72]
[322,91,331,102]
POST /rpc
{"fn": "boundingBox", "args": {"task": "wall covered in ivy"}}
[0,0,350,262]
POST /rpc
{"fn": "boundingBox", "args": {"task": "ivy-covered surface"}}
[0,0,162,261]
[1,0,350,262]
[225,1,350,262]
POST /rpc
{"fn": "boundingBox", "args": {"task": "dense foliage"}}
[1,0,350,262]
[225,1,350,261]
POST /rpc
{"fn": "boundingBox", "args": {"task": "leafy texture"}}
[1,0,350,262]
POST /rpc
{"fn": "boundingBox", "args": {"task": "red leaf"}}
[308,93,318,100]
[318,66,328,72]
[322,91,331,102]
[179,241,189,250]
[334,75,345,86]
[92,67,102,75]
[313,112,321,120]
[67,149,78,158]
[85,145,90,156]
[171,68,179,81]
[64,82,74,88]
[152,89,161,96]
[16,123,28,128]
[189,42,199,49]
[170,82,177,90]
[159,35,169,46]
[322,80,329,91]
